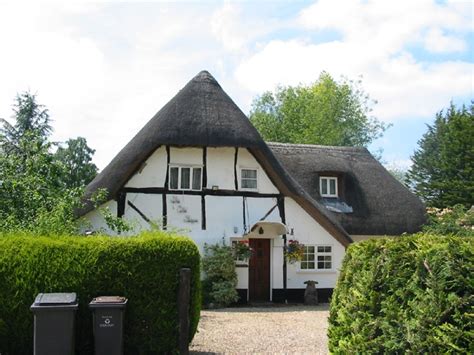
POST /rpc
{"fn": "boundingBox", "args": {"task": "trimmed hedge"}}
[329,234,473,353]
[0,232,201,354]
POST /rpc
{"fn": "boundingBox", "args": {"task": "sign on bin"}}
[89,296,128,355]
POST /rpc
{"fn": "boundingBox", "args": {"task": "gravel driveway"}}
[190,304,329,354]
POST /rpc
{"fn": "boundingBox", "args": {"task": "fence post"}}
[178,268,191,355]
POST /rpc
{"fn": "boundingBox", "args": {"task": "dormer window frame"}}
[239,167,259,191]
[320,176,338,198]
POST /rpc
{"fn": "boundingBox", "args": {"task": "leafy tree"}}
[0,92,97,234]
[407,102,473,208]
[55,137,98,188]
[249,72,390,147]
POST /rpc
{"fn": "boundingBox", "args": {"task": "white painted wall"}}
[126,146,167,188]
[284,197,345,289]
[207,147,235,190]
[84,146,345,293]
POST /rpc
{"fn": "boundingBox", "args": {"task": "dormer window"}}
[320,176,338,197]
[169,166,202,190]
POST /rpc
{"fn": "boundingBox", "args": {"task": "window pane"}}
[170,167,179,189]
[242,169,257,178]
[325,246,332,253]
[192,168,202,190]
[181,168,190,189]
[330,179,336,195]
[307,254,314,261]
[307,246,315,253]
[321,178,328,195]
[317,246,325,253]
[301,262,308,270]
[308,262,315,269]
[318,262,325,269]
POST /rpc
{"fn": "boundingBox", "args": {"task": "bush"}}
[0,232,201,354]
[328,234,473,353]
[202,243,238,307]
[423,204,474,237]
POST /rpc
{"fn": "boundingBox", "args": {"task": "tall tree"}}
[0,92,96,234]
[406,102,474,208]
[249,72,390,147]
[55,137,98,188]
[0,91,52,154]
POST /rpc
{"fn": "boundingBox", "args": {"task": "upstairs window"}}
[169,166,202,190]
[240,168,258,190]
[300,245,332,270]
[320,176,338,197]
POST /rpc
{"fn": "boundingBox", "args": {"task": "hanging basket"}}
[284,239,305,264]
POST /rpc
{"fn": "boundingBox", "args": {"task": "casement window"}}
[240,168,258,190]
[320,177,338,197]
[300,245,332,270]
[169,166,202,190]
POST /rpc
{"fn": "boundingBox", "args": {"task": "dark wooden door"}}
[249,239,270,302]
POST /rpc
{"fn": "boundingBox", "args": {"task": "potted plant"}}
[284,239,305,264]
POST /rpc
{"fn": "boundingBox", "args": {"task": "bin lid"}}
[34,292,77,305]
[89,296,128,308]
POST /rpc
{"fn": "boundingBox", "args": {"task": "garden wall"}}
[328,234,473,353]
[0,232,201,354]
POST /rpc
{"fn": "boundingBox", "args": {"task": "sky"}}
[0,0,472,171]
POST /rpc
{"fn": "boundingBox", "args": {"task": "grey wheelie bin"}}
[89,296,128,355]
[30,292,78,355]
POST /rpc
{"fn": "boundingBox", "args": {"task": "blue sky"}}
[0,1,472,170]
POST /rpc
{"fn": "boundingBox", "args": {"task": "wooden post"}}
[178,268,191,355]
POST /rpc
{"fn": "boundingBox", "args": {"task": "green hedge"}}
[328,234,473,353]
[0,232,201,354]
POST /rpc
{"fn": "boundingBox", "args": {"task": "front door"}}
[249,239,270,302]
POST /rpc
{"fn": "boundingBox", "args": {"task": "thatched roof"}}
[79,71,352,246]
[268,143,426,235]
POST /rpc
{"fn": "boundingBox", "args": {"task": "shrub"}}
[328,234,473,353]
[202,242,238,307]
[0,232,201,354]
[423,204,474,237]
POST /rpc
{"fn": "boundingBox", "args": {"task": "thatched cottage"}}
[79,71,426,303]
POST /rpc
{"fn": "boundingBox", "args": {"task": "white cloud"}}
[236,0,473,122]
[424,28,467,53]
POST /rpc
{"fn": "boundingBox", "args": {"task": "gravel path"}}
[190,304,329,354]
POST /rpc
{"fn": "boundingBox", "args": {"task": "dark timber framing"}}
[234,147,239,190]
[201,148,207,230]
[162,145,171,229]
[277,196,287,303]
[127,200,151,223]
[117,192,126,218]
[122,187,280,198]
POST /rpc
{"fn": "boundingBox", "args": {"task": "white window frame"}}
[239,167,258,191]
[298,245,334,272]
[169,165,202,191]
[320,176,338,197]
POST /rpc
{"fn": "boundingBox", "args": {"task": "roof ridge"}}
[266,141,368,153]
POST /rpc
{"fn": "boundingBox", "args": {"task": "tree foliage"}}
[0,91,97,234]
[55,137,98,188]
[249,72,390,147]
[407,102,473,208]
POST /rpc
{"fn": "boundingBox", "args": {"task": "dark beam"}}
[123,187,281,198]
[127,200,151,223]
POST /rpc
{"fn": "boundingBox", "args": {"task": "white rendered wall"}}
[84,146,345,291]
[126,146,167,188]
[207,147,235,190]
[284,197,345,289]
[81,200,118,234]
[237,148,279,194]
